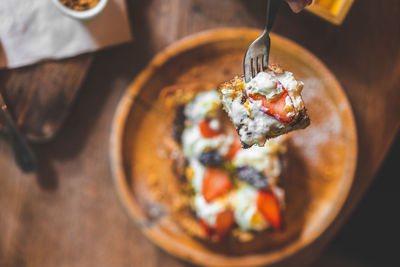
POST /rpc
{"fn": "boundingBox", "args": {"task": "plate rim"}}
[109,27,358,267]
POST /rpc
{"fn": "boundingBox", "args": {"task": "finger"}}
[286,0,312,13]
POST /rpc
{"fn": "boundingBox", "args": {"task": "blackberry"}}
[236,166,268,189]
[199,150,223,166]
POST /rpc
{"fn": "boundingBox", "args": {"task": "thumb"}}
[286,0,313,13]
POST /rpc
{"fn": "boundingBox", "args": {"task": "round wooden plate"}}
[110,28,357,267]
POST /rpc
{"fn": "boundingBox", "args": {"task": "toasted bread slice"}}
[159,82,218,240]
[158,82,287,242]
[219,65,310,147]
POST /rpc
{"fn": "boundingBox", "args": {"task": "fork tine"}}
[243,1,280,81]
[256,56,261,74]
[261,55,265,71]
[260,56,264,72]
[251,58,255,78]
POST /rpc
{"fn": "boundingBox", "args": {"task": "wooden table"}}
[1,0,399,266]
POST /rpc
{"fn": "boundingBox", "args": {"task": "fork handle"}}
[266,0,281,32]
[0,93,37,173]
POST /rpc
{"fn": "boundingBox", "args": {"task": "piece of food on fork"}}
[219,64,310,147]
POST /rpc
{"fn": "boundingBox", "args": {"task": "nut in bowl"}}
[51,0,108,20]
[110,28,357,267]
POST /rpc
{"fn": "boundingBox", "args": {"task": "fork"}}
[244,0,282,82]
[0,91,37,172]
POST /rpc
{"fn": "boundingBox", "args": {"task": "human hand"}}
[285,0,313,13]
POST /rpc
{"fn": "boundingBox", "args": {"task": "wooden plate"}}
[110,28,357,267]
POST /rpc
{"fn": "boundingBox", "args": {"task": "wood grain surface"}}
[111,30,358,267]
[0,55,93,142]
[0,0,399,267]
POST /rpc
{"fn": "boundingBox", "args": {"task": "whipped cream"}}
[194,194,229,226]
[184,90,221,122]
[230,184,268,231]
[234,138,282,180]
[245,72,282,100]
[221,70,305,146]
[182,124,233,158]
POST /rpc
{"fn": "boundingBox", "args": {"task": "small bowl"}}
[51,0,108,20]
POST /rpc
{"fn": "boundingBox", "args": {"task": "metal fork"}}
[244,0,282,82]
[0,92,37,172]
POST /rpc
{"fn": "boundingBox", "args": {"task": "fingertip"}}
[287,0,313,13]
[288,3,303,13]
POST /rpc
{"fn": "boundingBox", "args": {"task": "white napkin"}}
[0,0,132,69]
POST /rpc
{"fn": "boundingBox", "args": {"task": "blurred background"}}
[0,0,399,266]
[313,133,399,267]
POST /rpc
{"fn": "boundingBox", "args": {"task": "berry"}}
[257,191,283,230]
[198,119,222,138]
[248,85,295,123]
[214,210,235,240]
[202,168,232,202]
[199,150,223,166]
[199,210,235,240]
[236,166,268,189]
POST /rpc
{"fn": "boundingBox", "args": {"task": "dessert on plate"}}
[160,83,287,242]
[219,64,310,147]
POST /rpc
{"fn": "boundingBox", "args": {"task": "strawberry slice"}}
[199,210,235,240]
[202,168,232,203]
[257,191,283,230]
[199,218,212,238]
[198,119,222,138]
[248,88,295,123]
[214,210,235,239]
[226,133,242,160]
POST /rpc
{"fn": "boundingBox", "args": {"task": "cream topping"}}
[230,184,268,231]
[275,71,304,110]
[184,90,220,122]
[233,138,283,180]
[221,70,305,146]
[194,194,228,226]
[182,125,233,158]
[190,159,205,193]
[221,88,283,146]
[245,72,282,100]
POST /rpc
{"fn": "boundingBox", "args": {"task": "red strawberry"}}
[198,119,222,138]
[202,168,232,203]
[214,210,235,239]
[257,191,283,230]
[199,210,235,240]
[248,87,295,123]
[199,218,212,238]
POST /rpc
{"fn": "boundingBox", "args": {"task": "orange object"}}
[198,119,222,138]
[202,168,232,202]
[306,0,355,25]
[199,218,212,238]
[249,90,294,123]
[59,0,99,11]
[257,191,283,230]
[214,210,235,239]
[199,210,235,240]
